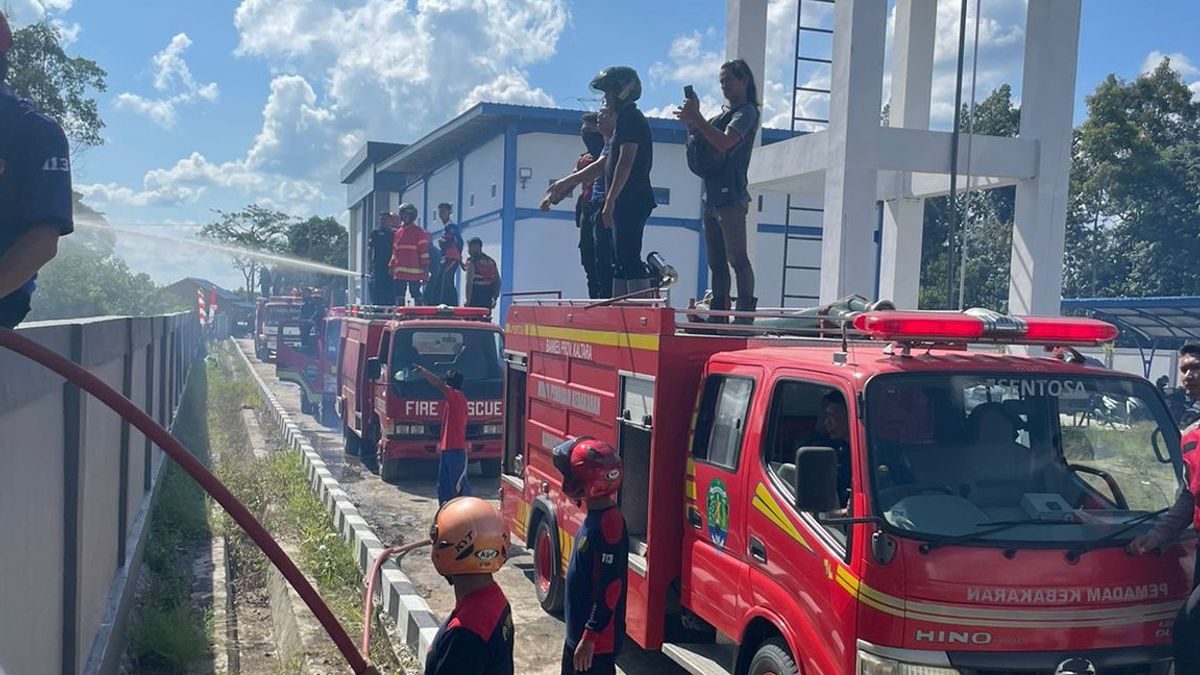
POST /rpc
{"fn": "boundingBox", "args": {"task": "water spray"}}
[75,217,357,279]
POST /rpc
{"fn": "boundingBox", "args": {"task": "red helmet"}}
[552,437,622,500]
[0,12,12,57]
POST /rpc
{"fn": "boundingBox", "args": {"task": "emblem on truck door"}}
[706,479,730,549]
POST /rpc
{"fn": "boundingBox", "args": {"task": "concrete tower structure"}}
[736,0,1082,313]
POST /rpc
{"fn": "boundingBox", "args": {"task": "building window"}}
[652,187,671,205]
[469,194,475,207]
[491,183,498,199]
[758,194,765,212]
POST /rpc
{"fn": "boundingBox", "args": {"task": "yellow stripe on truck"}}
[508,323,660,352]
[751,483,813,552]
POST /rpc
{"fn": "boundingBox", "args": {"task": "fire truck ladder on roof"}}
[780,0,834,307]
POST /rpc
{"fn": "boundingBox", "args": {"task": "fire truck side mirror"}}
[793,447,840,514]
[366,358,382,381]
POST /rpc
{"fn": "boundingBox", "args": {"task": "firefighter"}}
[412,364,472,505]
[368,211,398,306]
[1128,343,1200,669]
[465,237,500,309]
[552,438,628,675]
[0,11,74,329]
[388,204,430,306]
[425,496,515,675]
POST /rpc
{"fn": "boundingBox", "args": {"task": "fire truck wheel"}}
[533,517,564,613]
[480,458,501,479]
[343,426,361,457]
[380,457,401,483]
[362,425,380,474]
[300,399,314,415]
[748,638,797,675]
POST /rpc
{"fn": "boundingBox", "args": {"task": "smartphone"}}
[684,84,697,101]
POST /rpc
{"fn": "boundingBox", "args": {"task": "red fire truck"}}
[337,305,505,482]
[500,299,1187,674]
[254,294,303,362]
[275,306,346,425]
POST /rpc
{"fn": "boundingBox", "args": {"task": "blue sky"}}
[6,0,1198,290]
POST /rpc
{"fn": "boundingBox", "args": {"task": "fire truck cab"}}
[275,306,346,425]
[338,305,505,482]
[500,298,1188,675]
[255,295,303,362]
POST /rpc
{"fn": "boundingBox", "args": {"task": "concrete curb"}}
[233,344,441,669]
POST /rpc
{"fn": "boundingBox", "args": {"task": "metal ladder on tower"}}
[779,0,834,307]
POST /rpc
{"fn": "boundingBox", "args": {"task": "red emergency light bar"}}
[345,304,492,321]
[852,311,1117,346]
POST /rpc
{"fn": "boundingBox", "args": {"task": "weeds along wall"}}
[0,313,204,675]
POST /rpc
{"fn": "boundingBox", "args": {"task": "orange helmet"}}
[430,497,510,576]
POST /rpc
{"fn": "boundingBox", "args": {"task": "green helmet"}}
[589,66,642,105]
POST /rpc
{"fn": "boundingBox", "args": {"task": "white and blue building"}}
[341,102,832,320]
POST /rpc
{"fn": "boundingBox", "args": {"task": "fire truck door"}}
[684,367,760,634]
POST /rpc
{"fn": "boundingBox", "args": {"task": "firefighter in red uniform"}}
[465,237,500,309]
[388,204,430,306]
[553,438,628,675]
[425,496,515,675]
[1128,343,1200,669]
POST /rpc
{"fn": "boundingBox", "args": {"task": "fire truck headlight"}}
[393,423,424,436]
[857,646,959,675]
[482,423,502,436]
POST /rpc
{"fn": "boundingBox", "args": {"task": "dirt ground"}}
[238,339,684,675]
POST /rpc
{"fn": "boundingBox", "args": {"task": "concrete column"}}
[1008,0,1081,316]
[877,0,935,308]
[819,0,887,303]
[726,0,768,292]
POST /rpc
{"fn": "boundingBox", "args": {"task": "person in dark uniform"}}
[425,496,514,675]
[0,11,73,328]
[553,438,628,675]
[368,211,396,306]
[803,391,852,506]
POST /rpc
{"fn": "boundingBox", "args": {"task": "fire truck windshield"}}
[864,373,1181,547]
[389,328,503,400]
[264,305,298,326]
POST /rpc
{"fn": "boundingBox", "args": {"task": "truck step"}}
[662,642,735,675]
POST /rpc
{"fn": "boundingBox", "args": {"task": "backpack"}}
[685,104,758,180]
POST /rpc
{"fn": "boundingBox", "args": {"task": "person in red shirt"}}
[413,364,471,504]
[1128,343,1200,669]
[425,496,514,675]
[388,203,430,305]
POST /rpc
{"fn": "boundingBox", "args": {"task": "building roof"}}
[1061,296,1200,347]
[376,101,795,177]
[159,277,251,306]
[340,141,408,183]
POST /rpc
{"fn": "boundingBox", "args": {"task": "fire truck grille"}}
[966,666,1166,675]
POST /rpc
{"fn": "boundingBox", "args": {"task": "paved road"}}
[237,340,684,675]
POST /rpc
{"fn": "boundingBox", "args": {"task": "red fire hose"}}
[0,328,374,674]
[361,541,431,656]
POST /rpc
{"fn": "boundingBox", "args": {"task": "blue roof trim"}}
[1062,296,1200,310]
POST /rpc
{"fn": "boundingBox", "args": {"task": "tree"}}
[28,248,183,321]
[6,22,107,150]
[200,205,291,301]
[1065,60,1200,298]
[276,216,349,302]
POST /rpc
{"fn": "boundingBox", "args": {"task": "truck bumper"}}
[380,440,501,461]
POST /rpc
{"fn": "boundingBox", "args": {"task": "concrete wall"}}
[426,162,459,226]
[0,313,204,675]
[462,135,504,222]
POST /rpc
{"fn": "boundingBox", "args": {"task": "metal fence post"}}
[62,323,86,675]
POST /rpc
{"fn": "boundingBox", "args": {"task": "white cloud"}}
[114,33,219,129]
[77,181,204,207]
[1142,51,1200,100]
[2,0,72,24]
[232,0,567,139]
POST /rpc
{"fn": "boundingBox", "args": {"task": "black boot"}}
[733,297,758,325]
[707,296,730,324]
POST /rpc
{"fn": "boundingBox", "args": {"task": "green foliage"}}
[6,22,107,149]
[201,205,292,300]
[273,216,349,300]
[1065,59,1200,298]
[27,248,185,321]
[919,85,1021,310]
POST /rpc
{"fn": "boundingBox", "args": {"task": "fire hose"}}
[360,541,432,656]
[0,328,378,674]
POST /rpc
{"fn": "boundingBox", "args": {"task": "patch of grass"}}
[129,360,216,673]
